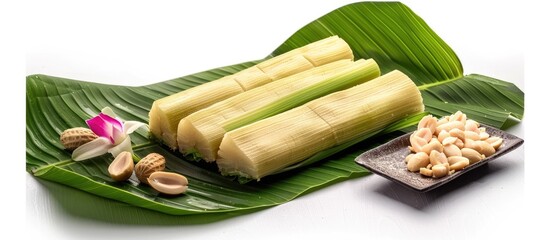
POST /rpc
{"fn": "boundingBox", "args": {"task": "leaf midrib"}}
[417,75,462,90]
[31,142,159,176]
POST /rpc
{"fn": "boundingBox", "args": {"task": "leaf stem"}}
[32,159,73,175]
[417,76,462,90]
[131,142,158,151]
[132,153,141,163]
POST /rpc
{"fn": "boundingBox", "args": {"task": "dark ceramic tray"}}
[355,125,524,192]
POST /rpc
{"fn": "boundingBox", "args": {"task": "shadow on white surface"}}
[369,159,519,210]
[29,176,264,225]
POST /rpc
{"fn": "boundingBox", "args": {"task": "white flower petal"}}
[112,129,127,145]
[101,107,117,118]
[124,121,148,135]
[72,137,112,161]
[108,136,133,157]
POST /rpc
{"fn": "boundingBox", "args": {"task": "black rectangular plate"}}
[354,125,524,192]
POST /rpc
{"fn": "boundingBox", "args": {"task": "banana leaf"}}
[26,2,523,216]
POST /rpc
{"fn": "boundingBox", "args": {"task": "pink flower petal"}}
[72,137,112,161]
[86,115,114,143]
[86,112,125,144]
[99,113,123,133]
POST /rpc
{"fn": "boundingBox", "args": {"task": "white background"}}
[18,0,542,239]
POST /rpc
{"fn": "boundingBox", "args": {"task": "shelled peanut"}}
[107,152,189,195]
[405,111,503,178]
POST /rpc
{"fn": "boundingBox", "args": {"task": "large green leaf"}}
[26,2,523,216]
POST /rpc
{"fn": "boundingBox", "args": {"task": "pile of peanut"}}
[406,111,503,178]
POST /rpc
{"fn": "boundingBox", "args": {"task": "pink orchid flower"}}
[72,107,147,161]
